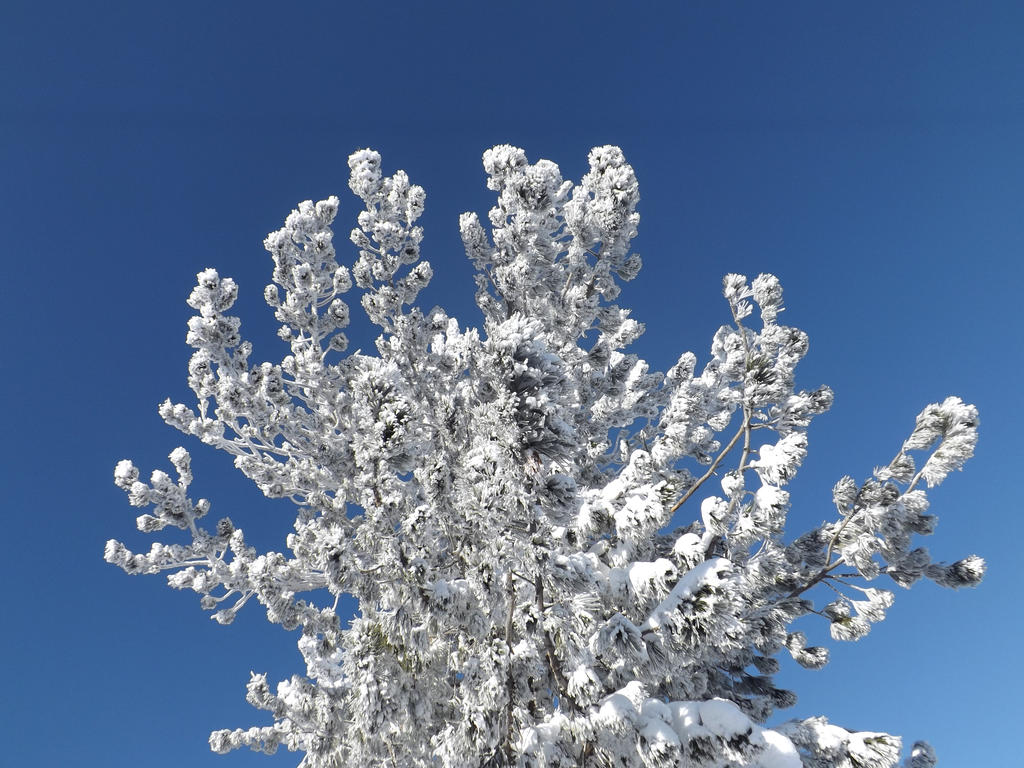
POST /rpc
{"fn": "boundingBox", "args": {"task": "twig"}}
[503,571,517,765]
[534,572,576,712]
[668,423,745,514]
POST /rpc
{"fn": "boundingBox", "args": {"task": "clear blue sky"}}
[2,2,1021,765]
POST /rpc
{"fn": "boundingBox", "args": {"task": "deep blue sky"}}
[2,2,1021,765]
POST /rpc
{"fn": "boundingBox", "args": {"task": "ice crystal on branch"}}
[107,146,982,768]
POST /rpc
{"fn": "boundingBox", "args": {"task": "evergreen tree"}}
[108,146,982,767]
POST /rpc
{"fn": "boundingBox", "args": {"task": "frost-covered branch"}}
[108,145,982,768]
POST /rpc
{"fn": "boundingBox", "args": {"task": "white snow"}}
[757,728,802,768]
[698,698,751,738]
[666,701,705,740]
[641,558,730,632]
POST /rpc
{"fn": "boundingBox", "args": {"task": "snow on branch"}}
[108,146,982,768]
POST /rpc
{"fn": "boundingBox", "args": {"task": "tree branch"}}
[503,570,517,765]
[534,572,576,713]
[668,422,746,515]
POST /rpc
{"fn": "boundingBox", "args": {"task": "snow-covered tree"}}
[107,145,982,768]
